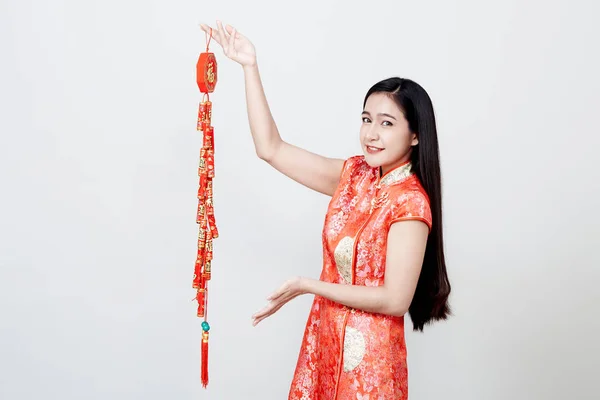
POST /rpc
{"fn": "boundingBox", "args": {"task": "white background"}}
[1,0,599,399]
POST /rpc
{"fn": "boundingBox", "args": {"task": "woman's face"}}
[360,92,418,174]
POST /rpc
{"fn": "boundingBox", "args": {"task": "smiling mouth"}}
[366,145,384,153]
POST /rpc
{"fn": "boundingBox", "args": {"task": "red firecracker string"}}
[195,26,218,388]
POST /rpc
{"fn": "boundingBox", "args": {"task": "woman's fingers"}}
[267,282,289,302]
[200,23,223,46]
[252,303,275,325]
[254,301,274,317]
[227,26,236,56]
[267,291,284,302]
[225,24,244,40]
[253,299,282,324]
[252,290,302,326]
[216,21,229,51]
[253,301,285,326]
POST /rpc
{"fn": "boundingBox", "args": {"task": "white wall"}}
[1,0,598,399]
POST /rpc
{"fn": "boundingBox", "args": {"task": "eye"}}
[382,121,393,127]
[362,117,371,123]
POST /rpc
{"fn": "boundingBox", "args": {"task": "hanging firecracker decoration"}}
[194,27,218,388]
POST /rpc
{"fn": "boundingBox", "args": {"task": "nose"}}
[365,125,379,141]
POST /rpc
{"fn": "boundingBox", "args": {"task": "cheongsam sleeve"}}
[335,155,366,188]
[339,155,364,180]
[389,190,433,231]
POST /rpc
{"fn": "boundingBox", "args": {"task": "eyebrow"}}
[361,111,397,121]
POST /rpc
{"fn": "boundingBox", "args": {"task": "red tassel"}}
[201,331,209,387]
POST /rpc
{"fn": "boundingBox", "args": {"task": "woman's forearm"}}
[242,64,283,161]
[301,278,406,317]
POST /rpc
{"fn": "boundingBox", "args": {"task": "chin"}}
[362,151,385,168]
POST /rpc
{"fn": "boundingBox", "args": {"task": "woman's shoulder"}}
[331,155,375,196]
[388,176,430,204]
[340,155,371,178]
[343,154,367,169]
[387,176,432,228]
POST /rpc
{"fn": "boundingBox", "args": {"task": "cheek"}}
[384,131,412,151]
[359,126,367,141]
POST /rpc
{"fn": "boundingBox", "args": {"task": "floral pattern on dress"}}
[289,155,432,400]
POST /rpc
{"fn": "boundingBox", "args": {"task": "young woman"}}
[201,21,451,400]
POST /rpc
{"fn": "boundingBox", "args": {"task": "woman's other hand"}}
[252,277,307,326]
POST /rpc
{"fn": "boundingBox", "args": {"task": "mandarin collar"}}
[376,160,413,188]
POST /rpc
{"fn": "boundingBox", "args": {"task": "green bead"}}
[201,321,210,332]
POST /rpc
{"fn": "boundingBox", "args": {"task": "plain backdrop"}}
[1,0,599,399]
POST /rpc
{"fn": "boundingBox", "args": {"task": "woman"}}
[201,21,451,400]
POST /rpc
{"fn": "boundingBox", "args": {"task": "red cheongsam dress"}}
[288,155,432,400]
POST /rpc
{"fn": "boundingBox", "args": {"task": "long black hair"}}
[364,77,451,331]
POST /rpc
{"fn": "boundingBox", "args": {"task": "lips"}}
[366,145,384,154]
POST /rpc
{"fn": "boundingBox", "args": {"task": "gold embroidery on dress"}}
[370,191,390,213]
[378,162,413,188]
[334,236,354,284]
[343,326,366,372]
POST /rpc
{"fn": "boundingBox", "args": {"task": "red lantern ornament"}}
[197,54,217,94]
[194,27,219,388]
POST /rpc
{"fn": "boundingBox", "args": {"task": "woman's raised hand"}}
[200,21,256,68]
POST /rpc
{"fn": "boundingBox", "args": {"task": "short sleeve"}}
[335,155,366,187]
[389,190,433,231]
[339,155,365,180]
